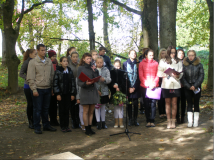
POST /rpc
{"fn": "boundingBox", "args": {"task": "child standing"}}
[48,50,59,126]
[95,56,111,129]
[109,59,126,128]
[53,56,76,132]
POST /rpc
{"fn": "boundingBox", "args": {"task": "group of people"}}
[19,44,204,135]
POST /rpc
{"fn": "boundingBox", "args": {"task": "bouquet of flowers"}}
[112,91,126,106]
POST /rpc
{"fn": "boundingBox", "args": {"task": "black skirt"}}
[162,89,181,98]
[100,95,109,104]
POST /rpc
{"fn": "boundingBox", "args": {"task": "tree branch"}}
[109,0,142,15]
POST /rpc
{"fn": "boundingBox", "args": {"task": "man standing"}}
[99,47,112,70]
[27,44,57,134]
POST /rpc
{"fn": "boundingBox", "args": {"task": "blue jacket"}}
[123,59,141,98]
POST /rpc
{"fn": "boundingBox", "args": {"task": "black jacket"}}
[181,57,204,89]
[100,54,112,71]
[53,66,76,96]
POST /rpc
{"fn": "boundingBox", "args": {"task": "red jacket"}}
[139,58,159,88]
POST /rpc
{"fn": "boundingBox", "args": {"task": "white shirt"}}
[63,68,68,73]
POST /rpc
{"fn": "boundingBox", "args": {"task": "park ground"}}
[0,88,213,160]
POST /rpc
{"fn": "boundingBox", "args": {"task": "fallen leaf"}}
[160,139,164,142]
[159,148,165,151]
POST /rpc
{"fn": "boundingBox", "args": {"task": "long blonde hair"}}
[158,48,166,61]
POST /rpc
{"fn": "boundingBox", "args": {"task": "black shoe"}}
[28,120,34,129]
[128,119,132,126]
[140,110,145,114]
[61,128,67,133]
[176,117,181,124]
[43,126,57,131]
[102,122,107,129]
[97,122,101,130]
[34,129,42,134]
[85,126,90,135]
[134,118,139,126]
[66,127,72,132]
[89,125,95,134]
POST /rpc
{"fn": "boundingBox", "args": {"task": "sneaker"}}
[61,128,67,133]
[66,127,72,132]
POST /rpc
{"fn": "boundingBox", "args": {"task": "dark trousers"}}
[31,88,51,130]
[158,91,166,115]
[58,94,71,128]
[70,99,80,125]
[24,88,34,122]
[185,87,201,112]
[141,87,156,123]
[128,98,138,119]
[176,87,186,118]
[49,95,58,123]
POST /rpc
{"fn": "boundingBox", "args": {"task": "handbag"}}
[145,87,162,100]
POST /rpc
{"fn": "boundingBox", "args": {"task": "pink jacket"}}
[139,58,159,88]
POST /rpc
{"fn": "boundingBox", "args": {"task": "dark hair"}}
[165,46,179,64]
[59,56,68,62]
[114,60,121,66]
[36,44,46,50]
[79,53,92,66]
[23,49,36,62]
[128,50,137,58]
[66,47,76,57]
[143,49,154,59]
[177,49,185,60]
[99,47,106,52]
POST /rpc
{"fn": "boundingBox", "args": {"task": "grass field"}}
[0,50,209,90]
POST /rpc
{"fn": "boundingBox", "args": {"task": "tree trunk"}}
[1,30,7,66]
[3,0,20,93]
[87,0,95,50]
[17,40,25,54]
[159,0,178,49]
[142,0,158,58]
[206,0,213,89]
[103,0,112,60]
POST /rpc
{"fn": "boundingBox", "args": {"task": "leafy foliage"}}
[111,91,126,106]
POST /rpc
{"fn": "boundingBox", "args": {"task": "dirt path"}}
[0,89,213,159]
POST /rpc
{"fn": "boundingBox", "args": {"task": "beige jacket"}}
[27,56,54,93]
[157,59,183,89]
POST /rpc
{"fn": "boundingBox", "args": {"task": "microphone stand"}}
[110,72,141,141]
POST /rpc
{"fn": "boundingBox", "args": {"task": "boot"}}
[193,112,199,127]
[114,118,119,128]
[180,116,185,124]
[92,111,97,126]
[171,119,176,129]
[97,122,101,130]
[119,118,124,128]
[167,119,171,129]
[176,117,181,124]
[28,120,34,129]
[134,118,139,126]
[102,121,107,129]
[187,112,193,127]
[85,126,90,135]
[88,125,95,134]
[128,118,133,126]
[134,106,139,126]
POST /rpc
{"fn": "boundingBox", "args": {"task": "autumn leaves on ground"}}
[0,86,213,159]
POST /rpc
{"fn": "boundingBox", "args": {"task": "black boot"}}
[28,120,34,129]
[134,105,139,126]
[97,122,101,130]
[92,111,97,126]
[128,119,133,126]
[180,116,185,124]
[102,121,107,129]
[134,118,139,126]
[85,126,90,135]
[89,125,95,134]
[176,117,181,124]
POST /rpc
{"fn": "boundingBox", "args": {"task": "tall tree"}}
[87,0,95,50]
[159,0,178,49]
[2,0,52,93]
[1,30,6,66]
[206,0,213,88]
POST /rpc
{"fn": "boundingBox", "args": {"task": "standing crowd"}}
[19,44,204,135]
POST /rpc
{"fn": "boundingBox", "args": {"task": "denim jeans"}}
[32,88,51,129]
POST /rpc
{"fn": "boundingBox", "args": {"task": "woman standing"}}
[158,46,183,129]
[77,53,99,135]
[176,49,187,124]
[123,50,141,126]
[139,49,159,127]
[19,49,37,129]
[157,49,167,119]
[181,50,204,127]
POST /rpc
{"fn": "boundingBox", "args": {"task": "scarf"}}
[127,59,137,87]
[186,57,197,64]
